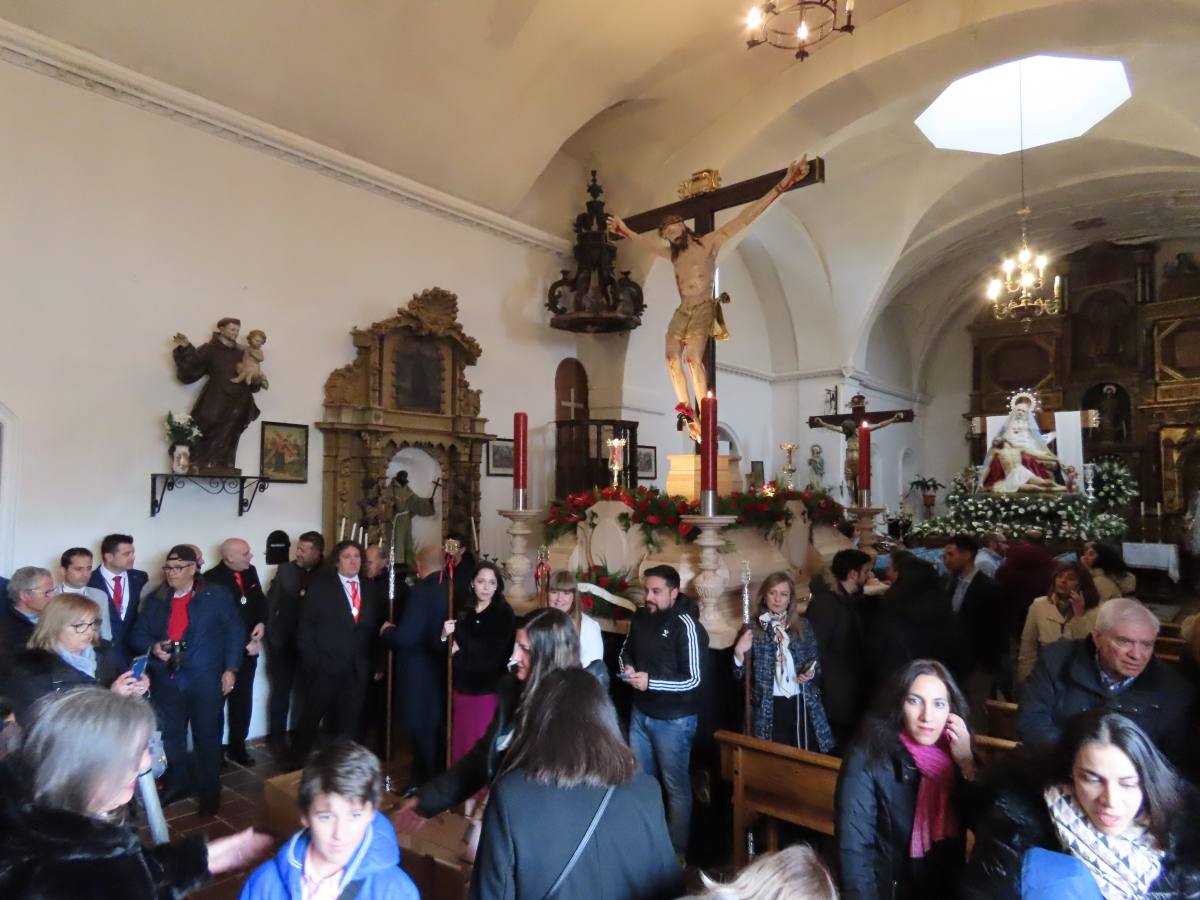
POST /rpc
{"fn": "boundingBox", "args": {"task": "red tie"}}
[113,575,124,618]
[348,580,361,624]
[233,571,245,597]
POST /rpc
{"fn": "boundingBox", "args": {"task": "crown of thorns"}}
[657,214,685,233]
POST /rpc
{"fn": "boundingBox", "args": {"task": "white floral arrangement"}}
[1090,457,1139,512]
[909,473,1128,541]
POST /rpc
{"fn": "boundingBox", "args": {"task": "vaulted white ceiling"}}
[4,0,1200,388]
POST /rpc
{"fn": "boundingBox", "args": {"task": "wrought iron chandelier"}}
[984,61,1061,329]
[744,1,855,60]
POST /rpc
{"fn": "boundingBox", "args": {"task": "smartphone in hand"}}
[130,654,149,680]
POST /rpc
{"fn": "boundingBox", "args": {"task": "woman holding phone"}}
[732,572,833,752]
[1017,561,1100,686]
[0,593,149,723]
[835,659,977,899]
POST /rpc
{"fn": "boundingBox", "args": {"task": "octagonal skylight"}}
[915,55,1131,155]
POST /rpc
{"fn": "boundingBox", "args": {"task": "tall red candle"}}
[700,392,718,492]
[857,420,871,503]
[513,412,528,490]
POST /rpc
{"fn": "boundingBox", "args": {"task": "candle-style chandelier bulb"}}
[746,7,763,28]
[798,19,809,41]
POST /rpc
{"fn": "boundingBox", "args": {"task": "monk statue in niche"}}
[981,393,1066,493]
[607,157,810,442]
[171,317,265,474]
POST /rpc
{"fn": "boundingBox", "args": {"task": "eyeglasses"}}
[69,619,102,634]
[29,587,55,595]
[162,563,195,574]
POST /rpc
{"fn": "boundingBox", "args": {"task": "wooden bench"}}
[1160,620,1182,638]
[716,729,1020,869]
[984,699,1019,740]
[1156,635,1187,658]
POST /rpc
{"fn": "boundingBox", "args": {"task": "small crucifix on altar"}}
[609,156,825,442]
[808,393,914,507]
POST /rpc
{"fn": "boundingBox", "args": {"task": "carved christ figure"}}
[608,157,810,441]
[810,413,904,500]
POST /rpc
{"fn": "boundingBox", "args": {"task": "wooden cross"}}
[619,159,827,391]
[808,393,914,505]
[559,387,586,420]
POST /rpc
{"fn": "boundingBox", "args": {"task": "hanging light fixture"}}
[744,1,855,60]
[986,61,1062,329]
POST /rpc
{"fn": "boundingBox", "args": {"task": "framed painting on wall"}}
[260,421,309,483]
[487,439,515,477]
[636,445,657,480]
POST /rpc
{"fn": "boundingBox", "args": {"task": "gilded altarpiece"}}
[316,288,494,546]
[968,242,1200,540]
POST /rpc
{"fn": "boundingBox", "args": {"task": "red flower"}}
[581,595,594,610]
[592,564,602,572]
[598,575,610,587]
[803,491,813,500]
[678,523,693,537]
[646,514,661,525]
[665,514,677,526]
[819,500,829,508]
[676,501,689,513]
[600,486,613,498]
[617,579,629,591]
[638,500,650,512]
[730,491,743,498]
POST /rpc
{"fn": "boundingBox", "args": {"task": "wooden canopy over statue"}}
[317,288,494,549]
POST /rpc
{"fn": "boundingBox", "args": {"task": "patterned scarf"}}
[1045,784,1164,899]
[758,611,789,679]
[897,730,959,858]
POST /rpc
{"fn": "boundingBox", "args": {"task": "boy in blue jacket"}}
[240,740,418,899]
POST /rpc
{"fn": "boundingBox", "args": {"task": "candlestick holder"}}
[606,437,627,489]
[498,508,543,612]
[512,488,527,511]
[681,513,738,647]
[846,505,885,556]
[780,442,799,491]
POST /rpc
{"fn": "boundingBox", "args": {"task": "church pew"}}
[716,728,1020,869]
[984,699,1019,740]
[1160,621,1182,638]
[1156,635,1187,657]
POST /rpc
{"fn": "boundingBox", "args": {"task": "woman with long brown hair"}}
[545,570,604,667]
[732,571,833,752]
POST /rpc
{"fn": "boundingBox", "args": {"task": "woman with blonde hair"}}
[683,845,838,900]
[732,571,833,752]
[0,688,270,897]
[546,570,605,667]
[0,593,148,723]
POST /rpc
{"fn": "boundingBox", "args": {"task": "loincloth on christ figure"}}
[666,295,730,342]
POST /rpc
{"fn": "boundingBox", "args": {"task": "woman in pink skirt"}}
[442,561,515,762]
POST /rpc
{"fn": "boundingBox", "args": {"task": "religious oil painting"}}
[487,439,515,477]
[749,460,766,489]
[637,445,657,480]
[393,335,444,413]
[260,421,308,483]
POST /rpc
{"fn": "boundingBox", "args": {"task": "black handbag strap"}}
[542,785,615,900]
[338,879,365,900]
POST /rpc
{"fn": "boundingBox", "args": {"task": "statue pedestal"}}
[666,454,744,501]
[498,509,543,615]
[680,514,738,648]
[847,506,885,556]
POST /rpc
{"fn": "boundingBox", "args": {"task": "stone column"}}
[498,508,543,614]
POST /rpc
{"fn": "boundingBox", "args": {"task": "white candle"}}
[1156,502,1162,518]
[470,516,479,553]
[339,517,346,541]
[1140,501,1146,518]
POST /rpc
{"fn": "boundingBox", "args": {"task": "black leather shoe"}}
[157,783,191,808]
[226,747,256,767]
[197,796,220,818]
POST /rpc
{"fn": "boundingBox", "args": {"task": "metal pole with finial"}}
[383,513,400,791]
[443,537,461,768]
[741,560,753,735]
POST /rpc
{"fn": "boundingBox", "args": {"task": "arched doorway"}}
[554,358,589,421]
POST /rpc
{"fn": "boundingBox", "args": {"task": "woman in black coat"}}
[443,562,516,762]
[963,708,1200,899]
[834,659,977,900]
[0,688,269,899]
[470,667,681,900]
[0,593,147,723]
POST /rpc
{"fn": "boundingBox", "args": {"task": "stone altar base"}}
[666,453,744,501]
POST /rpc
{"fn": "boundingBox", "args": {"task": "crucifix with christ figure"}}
[609,156,826,442]
[808,393,914,506]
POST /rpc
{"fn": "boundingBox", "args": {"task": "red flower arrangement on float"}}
[573,561,634,620]
[544,482,846,549]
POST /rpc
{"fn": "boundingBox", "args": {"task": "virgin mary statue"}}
[981,394,1066,493]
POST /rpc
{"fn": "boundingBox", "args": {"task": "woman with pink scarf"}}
[834,659,977,899]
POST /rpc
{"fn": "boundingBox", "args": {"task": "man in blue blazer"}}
[131,544,242,816]
[379,544,449,786]
[88,533,149,669]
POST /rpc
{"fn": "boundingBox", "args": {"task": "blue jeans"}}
[629,707,697,853]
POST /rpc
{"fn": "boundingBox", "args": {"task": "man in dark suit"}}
[295,540,384,763]
[265,530,324,760]
[1,567,54,666]
[380,544,449,786]
[204,537,267,767]
[943,534,1007,723]
[131,545,242,816]
[88,533,149,669]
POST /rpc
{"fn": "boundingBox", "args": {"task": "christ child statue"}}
[231,329,268,388]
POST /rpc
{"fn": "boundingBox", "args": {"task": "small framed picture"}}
[487,439,515,477]
[260,422,309,483]
[750,459,765,489]
[636,445,657,480]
